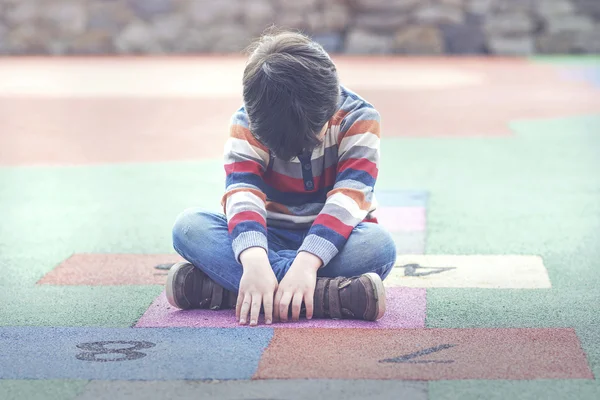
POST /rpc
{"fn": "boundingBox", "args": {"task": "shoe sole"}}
[363,272,386,321]
[165,261,192,309]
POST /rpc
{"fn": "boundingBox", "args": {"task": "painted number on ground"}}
[380,344,456,364]
[76,341,156,362]
[388,255,551,288]
[401,263,456,277]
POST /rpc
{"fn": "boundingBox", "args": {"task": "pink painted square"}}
[376,207,426,232]
[134,287,426,329]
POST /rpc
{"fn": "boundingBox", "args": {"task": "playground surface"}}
[0,55,599,399]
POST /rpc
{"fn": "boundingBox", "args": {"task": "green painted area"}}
[0,160,217,327]
[429,380,600,400]
[0,286,162,327]
[426,289,600,328]
[577,325,600,377]
[530,55,600,65]
[0,160,224,287]
[379,115,600,264]
[0,380,87,400]
[0,252,73,287]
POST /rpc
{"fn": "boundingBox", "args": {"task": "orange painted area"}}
[254,328,593,380]
[0,57,598,166]
[0,97,239,166]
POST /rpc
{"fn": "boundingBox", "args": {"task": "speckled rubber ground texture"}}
[1,56,599,399]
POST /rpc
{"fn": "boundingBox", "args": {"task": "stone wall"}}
[0,0,599,55]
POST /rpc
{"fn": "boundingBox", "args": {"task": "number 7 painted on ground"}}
[379,344,456,364]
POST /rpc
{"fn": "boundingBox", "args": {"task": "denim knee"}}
[346,222,396,278]
[369,224,397,278]
[172,208,212,254]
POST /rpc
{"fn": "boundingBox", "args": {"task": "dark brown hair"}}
[242,29,340,161]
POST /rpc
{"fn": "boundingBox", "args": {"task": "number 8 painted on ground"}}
[76,341,156,362]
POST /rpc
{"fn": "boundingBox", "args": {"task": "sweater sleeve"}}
[298,106,380,266]
[221,109,271,262]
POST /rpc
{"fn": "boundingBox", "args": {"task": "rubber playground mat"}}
[0,56,599,399]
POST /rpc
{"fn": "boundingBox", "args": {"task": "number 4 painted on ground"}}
[401,263,456,277]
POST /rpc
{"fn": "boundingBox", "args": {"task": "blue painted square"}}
[375,190,429,207]
[0,327,273,380]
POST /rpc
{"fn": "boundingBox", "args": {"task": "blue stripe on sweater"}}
[264,185,332,207]
[307,224,347,250]
[335,168,376,188]
[226,172,264,190]
[231,220,266,238]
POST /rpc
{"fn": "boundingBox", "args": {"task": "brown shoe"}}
[166,262,237,310]
[313,272,386,321]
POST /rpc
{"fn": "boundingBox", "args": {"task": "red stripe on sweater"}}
[338,158,378,179]
[313,214,354,238]
[263,170,307,192]
[313,164,337,188]
[224,160,263,176]
[228,210,266,232]
[265,164,338,193]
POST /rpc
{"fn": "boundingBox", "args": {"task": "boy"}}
[167,30,397,326]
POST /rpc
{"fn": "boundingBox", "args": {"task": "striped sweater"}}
[221,86,380,266]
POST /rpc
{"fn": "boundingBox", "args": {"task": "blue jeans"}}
[172,208,397,293]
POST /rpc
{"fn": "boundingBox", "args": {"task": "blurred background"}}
[1,0,599,56]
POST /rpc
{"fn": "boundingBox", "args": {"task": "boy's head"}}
[243,30,340,161]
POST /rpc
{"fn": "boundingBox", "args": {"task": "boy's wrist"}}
[240,247,269,269]
[295,251,322,271]
[297,235,338,267]
[233,230,268,264]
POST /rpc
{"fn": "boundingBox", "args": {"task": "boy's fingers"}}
[263,293,274,324]
[249,295,261,326]
[273,289,283,321]
[304,292,314,320]
[235,291,244,320]
[291,292,303,321]
[239,293,251,324]
[278,291,292,322]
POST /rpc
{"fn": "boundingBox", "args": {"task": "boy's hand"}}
[237,248,278,326]
[274,252,322,322]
